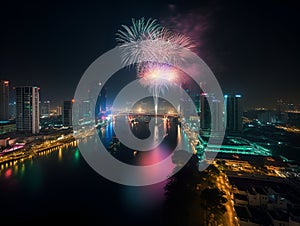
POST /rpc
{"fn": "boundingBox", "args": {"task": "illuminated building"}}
[16,86,40,134]
[0,80,9,120]
[224,94,243,134]
[62,100,73,127]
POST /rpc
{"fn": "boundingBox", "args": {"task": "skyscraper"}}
[99,87,106,113]
[200,93,211,132]
[82,100,91,118]
[16,86,40,134]
[200,93,224,135]
[62,100,73,127]
[224,94,243,134]
[184,86,201,114]
[8,102,16,119]
[0,80,9,121]
[40,100,51,117]
[211,99,223,132]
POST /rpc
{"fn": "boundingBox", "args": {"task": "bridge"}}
[112,111,179,118]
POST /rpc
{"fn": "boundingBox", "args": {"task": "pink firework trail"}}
[139,63,180,115]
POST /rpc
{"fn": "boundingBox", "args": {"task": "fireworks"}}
[116,18,195,116]
[116,18,195,67]
[139,63,180,91]
[116,18,161,43]
[116,18,162,66]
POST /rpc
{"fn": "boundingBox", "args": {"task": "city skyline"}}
[0,0,299,109]
[2,77,300,112]
[1,1,300,225]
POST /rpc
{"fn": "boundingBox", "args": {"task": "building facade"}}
[200,93,211,133]
[224,94,243,134]
[0,80,9,121]
[16,86,40,134]
[62,100,73,127]
[40,100,51,117]
[200,93,224,135]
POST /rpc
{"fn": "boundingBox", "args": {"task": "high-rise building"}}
[99,87,106,113]
[82,100,91,118]
[88,81,102,118]
[276,99,286,112]
[200,93,224,134]
[40,100,51,117]
[224,94,243,133]
[200,93,211,132]
[62,100,73,127]
[16,86,40,134]
[211,99,223,132]
[275,99,288,123]
[184,87,201,114]
[56,105,62,115]
[8,102,16,119]
[0,80,9,120]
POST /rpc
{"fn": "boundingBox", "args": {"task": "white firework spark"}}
[116,17,161,43]
[116,18,195,116]
[116,18,195,67]
[116,18,162,66]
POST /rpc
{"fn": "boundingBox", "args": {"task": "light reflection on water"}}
[0,142,78,179]
[0,118,193,225]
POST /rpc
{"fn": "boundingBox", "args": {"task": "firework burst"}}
[116,18,195,67]
[139,63,180,91]
[116,18,162,66]
[116,18,195,116]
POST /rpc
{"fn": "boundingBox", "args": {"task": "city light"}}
[0,3,299,225]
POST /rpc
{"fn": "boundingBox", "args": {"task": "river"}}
[0,117,189,225]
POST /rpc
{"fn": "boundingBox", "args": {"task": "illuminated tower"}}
[224,94,243,134]
[16,86,40,134]
[0,80,9,120]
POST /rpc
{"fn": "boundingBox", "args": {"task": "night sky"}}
[1,0,299,109]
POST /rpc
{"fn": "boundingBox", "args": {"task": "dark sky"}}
[1,0,299,109]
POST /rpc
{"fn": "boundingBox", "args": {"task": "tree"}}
[207,164,220,176]
[164,155,201,226]
[199,188,227,225]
